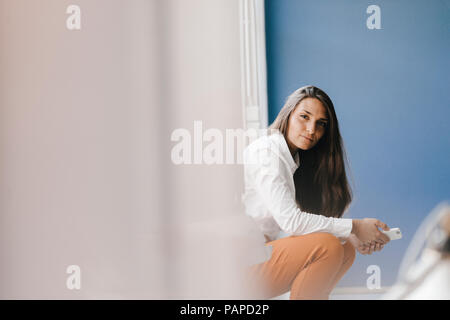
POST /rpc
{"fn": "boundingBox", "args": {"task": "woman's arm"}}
[245,147,391,246]
[245,147,352,239]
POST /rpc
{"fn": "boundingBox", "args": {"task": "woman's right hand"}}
[352,218,390,245]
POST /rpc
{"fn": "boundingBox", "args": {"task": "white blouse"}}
[242,132,353,243]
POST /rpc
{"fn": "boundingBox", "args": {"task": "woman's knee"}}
[313,233,345,258]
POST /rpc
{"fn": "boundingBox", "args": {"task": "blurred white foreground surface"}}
[383,203,450,300]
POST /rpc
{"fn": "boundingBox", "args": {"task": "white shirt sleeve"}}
[246,147,353,240]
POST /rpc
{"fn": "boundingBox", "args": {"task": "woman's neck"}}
[283,135,299,158]
[288,144,298,158]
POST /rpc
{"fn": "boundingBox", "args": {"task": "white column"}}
[239,0,269,130]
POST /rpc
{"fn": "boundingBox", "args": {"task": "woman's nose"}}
[306,123,315,134]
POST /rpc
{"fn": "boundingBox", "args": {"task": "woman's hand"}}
[347,233,385,255]
[347,233,368,254]
[352,218,390,246]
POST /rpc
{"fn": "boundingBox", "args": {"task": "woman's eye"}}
[300,115,308,119]
[319,122,327,128]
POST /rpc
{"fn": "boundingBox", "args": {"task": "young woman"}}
[242,85,391,300]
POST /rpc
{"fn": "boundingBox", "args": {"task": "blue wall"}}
[265,0,450,286]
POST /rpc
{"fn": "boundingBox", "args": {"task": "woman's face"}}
[286,97,328,153]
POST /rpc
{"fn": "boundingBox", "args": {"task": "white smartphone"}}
[381,228,402,240]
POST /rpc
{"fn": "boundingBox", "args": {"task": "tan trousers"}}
[245,232,356,300]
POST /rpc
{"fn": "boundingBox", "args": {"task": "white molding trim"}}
[239,0,269,130]
[272,287,392,300]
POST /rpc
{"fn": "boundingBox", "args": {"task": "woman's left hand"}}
[348,233,384,255]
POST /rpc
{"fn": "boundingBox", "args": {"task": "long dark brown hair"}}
[269,85,352,218]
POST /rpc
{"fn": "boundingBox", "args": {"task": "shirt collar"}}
[273,132,300,175]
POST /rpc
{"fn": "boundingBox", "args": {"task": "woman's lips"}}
[301,135,313,142]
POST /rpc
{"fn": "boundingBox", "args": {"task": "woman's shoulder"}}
[243,131,284,160]
[246,131,283,150]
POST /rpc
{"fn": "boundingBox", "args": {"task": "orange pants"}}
[245,232,356,300]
